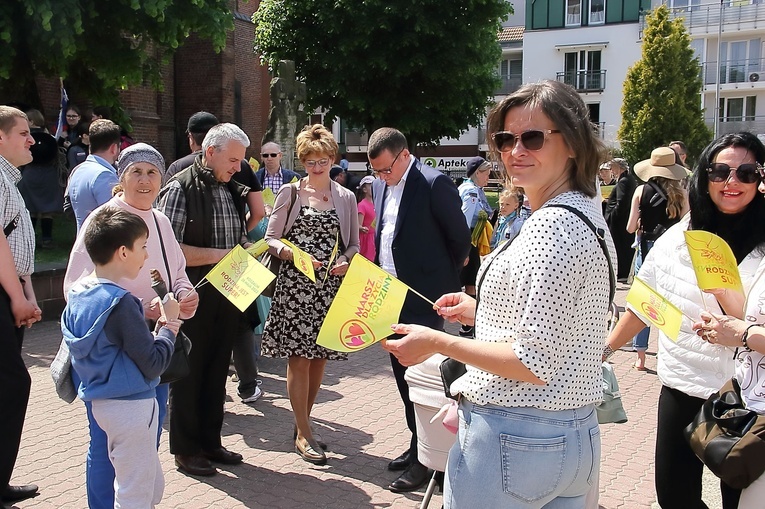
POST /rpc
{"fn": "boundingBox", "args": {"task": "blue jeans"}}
[632,240,654,351]
[444,400,600,509]
[72,371,168,509]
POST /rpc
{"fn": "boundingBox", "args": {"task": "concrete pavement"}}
[7,281,723,508]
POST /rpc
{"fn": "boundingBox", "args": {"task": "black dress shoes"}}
[388,462,433,493]
[203,446,243,465]
[1,484,39,503]
[175,454,217,476]
[387,449,412,471]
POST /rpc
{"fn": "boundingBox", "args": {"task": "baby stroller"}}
[405,354,457,509]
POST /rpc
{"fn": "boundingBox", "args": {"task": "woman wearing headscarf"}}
[64,142,199,509]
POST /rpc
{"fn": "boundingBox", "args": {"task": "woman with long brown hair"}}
[626,147,689,370]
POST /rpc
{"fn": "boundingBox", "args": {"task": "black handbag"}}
[152,212,193,385]
[439,204,616,400]
[683,377,765,489]
[160,331,192,384]
[439,358,467,401]
[261,183,298,298]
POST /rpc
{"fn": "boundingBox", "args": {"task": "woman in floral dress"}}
[262,124,359,465]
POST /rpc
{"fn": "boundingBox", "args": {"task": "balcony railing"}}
[495,74,523,95]
[556,70,607,92]
[643,2,765,34]
[705,115,765,135]
[700,57,765,86]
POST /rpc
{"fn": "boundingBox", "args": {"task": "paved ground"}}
[7,281,723,509]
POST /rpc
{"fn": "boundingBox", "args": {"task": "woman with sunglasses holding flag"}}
[604,132,765,509]
[383,80,615,508]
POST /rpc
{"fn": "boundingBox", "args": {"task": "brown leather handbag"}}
[684,377,765,489]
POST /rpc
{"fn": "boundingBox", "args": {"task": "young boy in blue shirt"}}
[63,207,180,508]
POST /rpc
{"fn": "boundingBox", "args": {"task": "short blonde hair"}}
[296,124,338,161]
[0,106,28,134]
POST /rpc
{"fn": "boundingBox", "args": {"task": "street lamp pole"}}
[713,0,724,139]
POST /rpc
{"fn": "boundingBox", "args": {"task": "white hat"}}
[358,175,376,187]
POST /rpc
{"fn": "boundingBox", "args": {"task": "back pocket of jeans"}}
[587,426,601,486]
[500,433,566,503]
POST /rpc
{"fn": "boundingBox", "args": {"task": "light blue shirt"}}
[458,179,492,228]
[68,154,118,231]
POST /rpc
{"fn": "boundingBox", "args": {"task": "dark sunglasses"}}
[706,162,764,184]
[491,129,561,152]
[261,153,279,158]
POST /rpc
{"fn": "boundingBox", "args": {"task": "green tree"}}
[254,0,511,146]
[0,0,234,120]
[618,5,711,166]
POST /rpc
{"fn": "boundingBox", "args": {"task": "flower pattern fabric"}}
[262,206,347,360]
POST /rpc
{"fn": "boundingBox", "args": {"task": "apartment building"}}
[664,0,765,137]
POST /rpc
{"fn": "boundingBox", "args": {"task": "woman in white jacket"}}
[604,132,765,509]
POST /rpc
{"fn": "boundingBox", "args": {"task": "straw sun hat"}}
[634,147,687,181]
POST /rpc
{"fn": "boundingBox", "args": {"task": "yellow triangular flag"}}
[245,239,269,258]
[205,245,276,312]
[317,256,409,352]
[626,277,683,341]
[261,187,276,208]
[280,239,316,282]
[323,233,339,284]
[684,231,744,294]
[247,157,259,171]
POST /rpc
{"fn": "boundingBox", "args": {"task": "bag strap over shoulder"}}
[546,204,615,303]
[4,214,19,237]
[152,211,173,290]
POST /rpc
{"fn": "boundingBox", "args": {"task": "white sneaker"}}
[240,381,263,403]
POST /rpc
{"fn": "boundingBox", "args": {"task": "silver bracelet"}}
[603,344,615,360]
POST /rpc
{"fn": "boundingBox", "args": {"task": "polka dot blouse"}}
[451,191,615,411]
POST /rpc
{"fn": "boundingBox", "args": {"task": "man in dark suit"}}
[368,127,471,493]
[602,158,636,282]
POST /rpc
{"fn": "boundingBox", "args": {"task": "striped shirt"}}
[0,155,35,275]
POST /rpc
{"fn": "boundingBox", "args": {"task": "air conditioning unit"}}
[750,72,760,82]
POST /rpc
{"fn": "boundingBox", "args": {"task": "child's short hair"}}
[84,208,149,266]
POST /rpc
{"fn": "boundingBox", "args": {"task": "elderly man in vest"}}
[158,123,251,477]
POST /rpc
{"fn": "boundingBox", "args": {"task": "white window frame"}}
[589,0,605,25]
[566,0,582,26]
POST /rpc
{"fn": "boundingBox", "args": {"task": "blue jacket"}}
[255,167,301,189]
[62,279,175,401]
